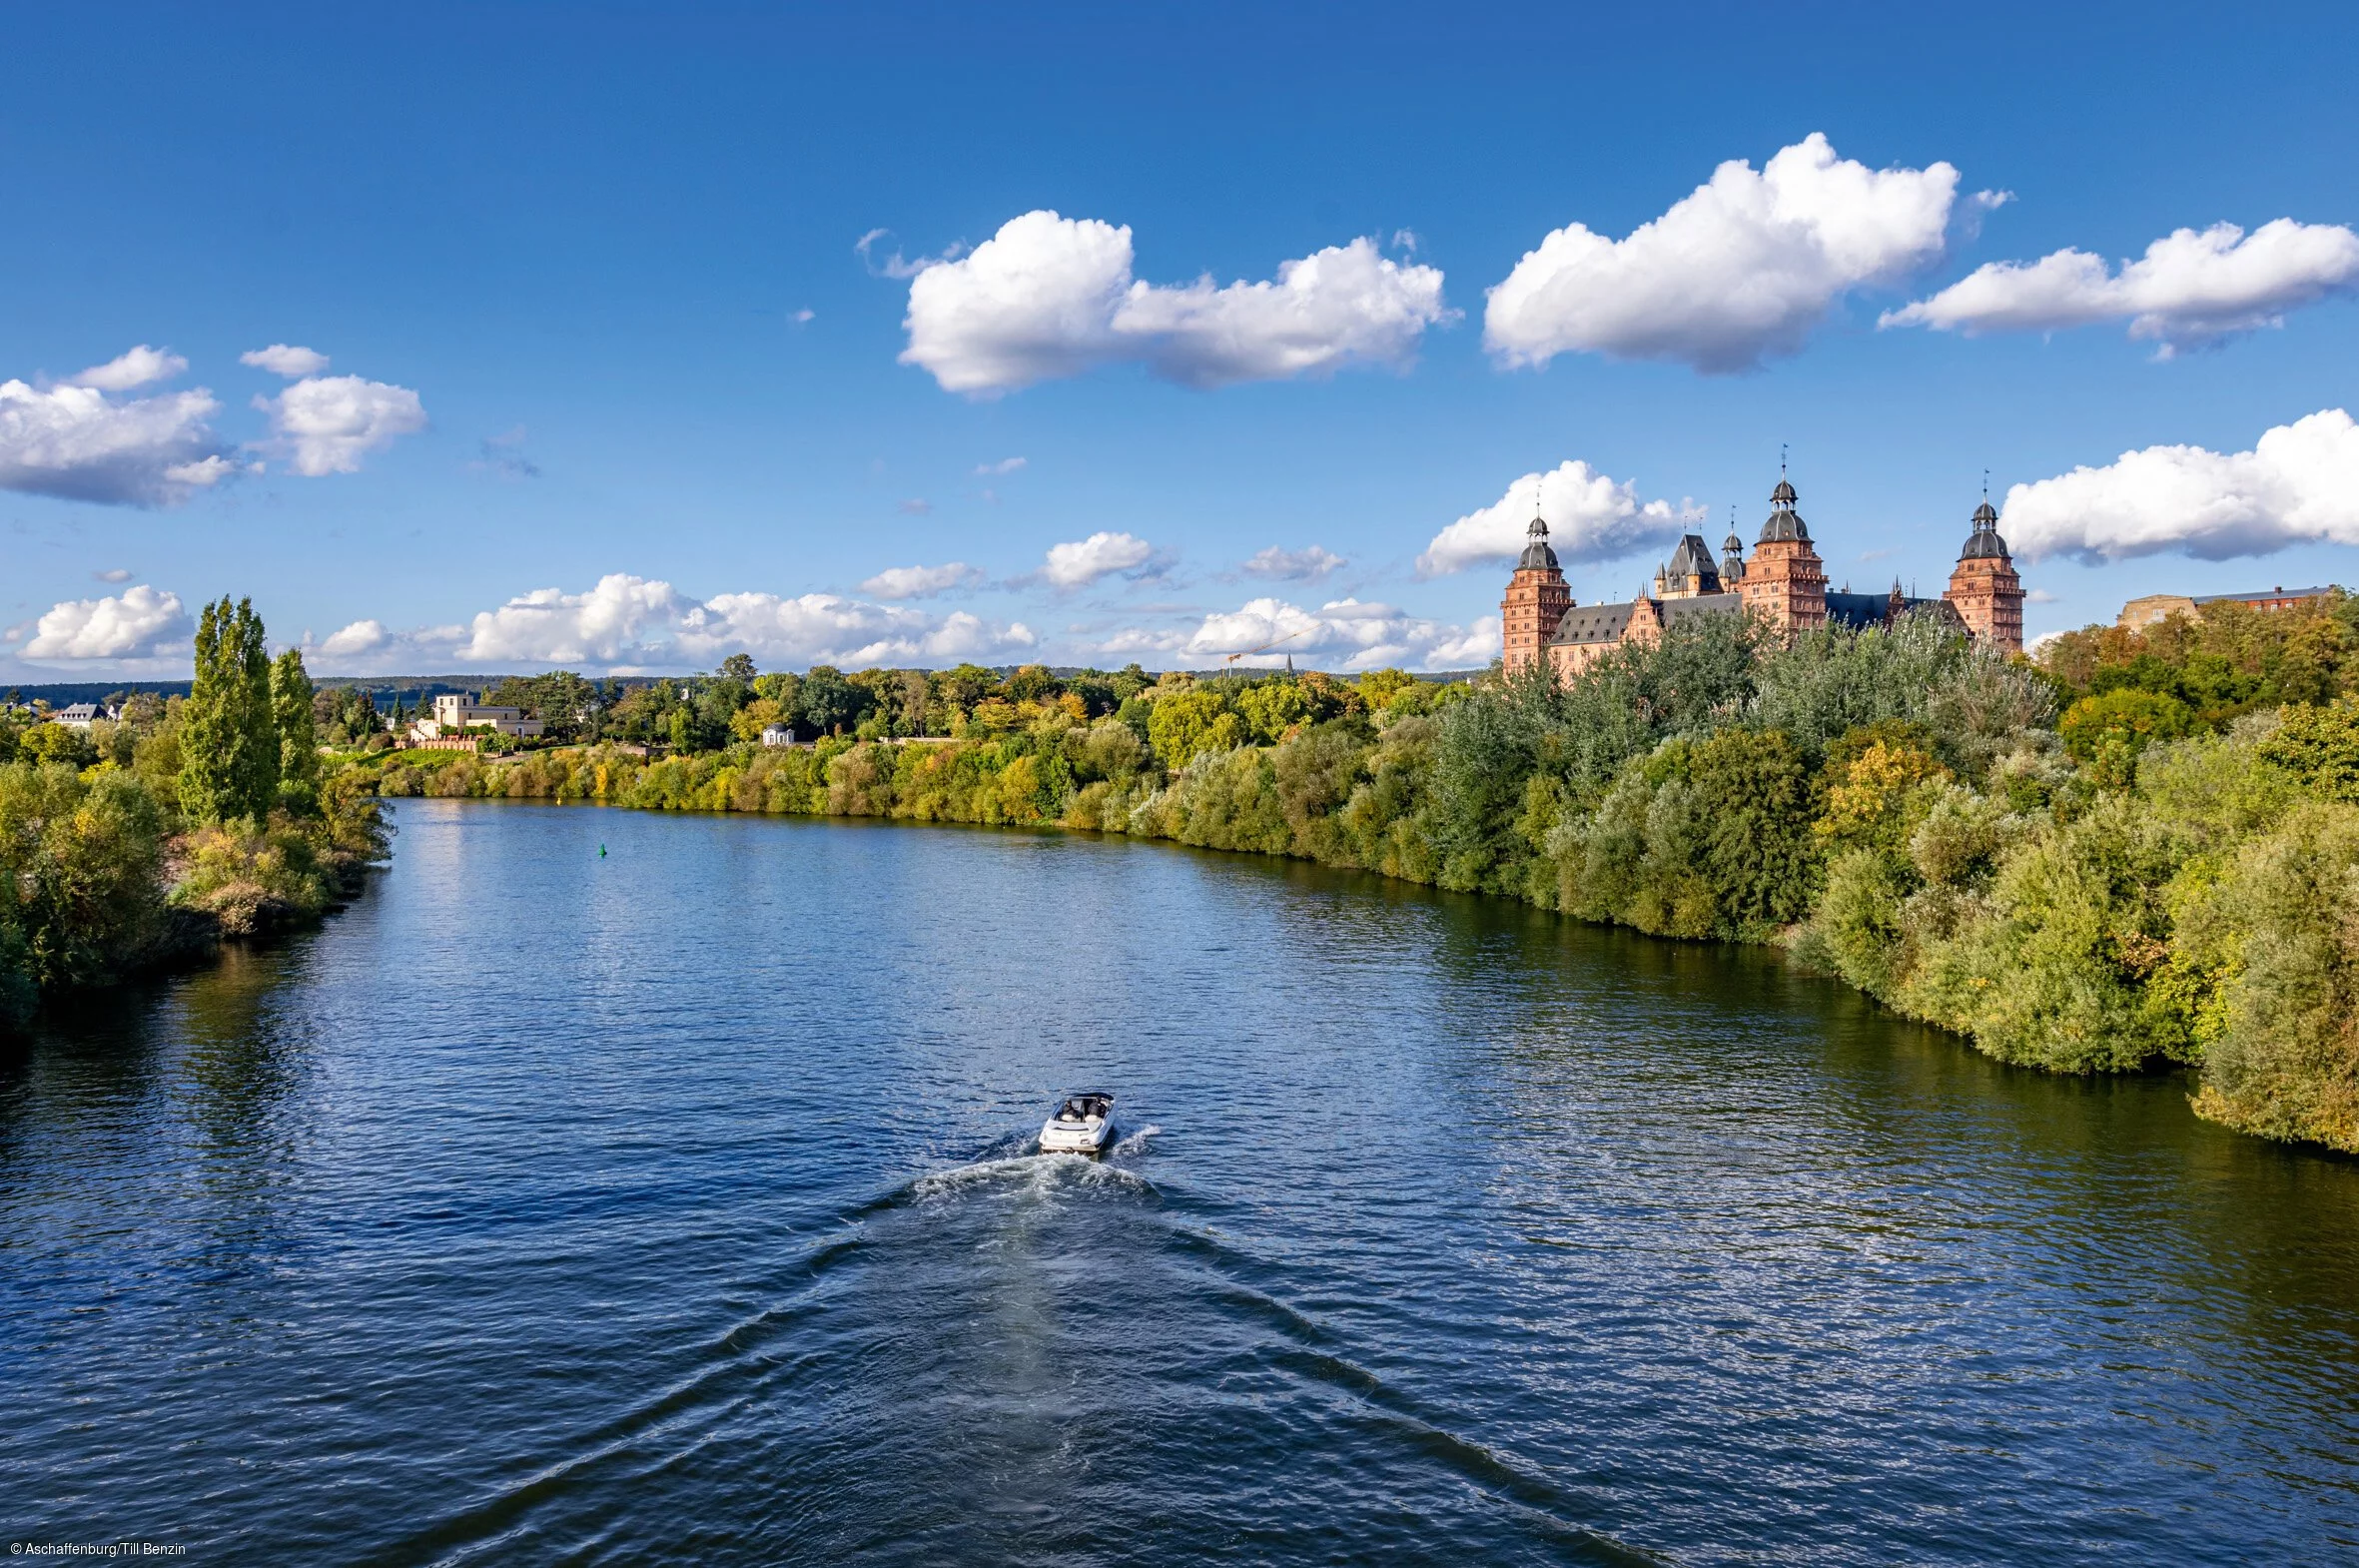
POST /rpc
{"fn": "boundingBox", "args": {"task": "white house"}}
[760,724,799,748]
[51,703,106,729]
[410,692,545,740]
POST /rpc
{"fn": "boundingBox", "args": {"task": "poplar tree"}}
[272,649,320,813]
[177,596,281,824]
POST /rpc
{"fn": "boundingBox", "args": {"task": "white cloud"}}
[1042,530,1160,589]
[1419,460,1703,576]
[897,497,933,515]
[1881,219,2359,353]
[791,309,815,326]
[22,585,191,659]
[861,562,987,600]
[94,568,133,583]
[899,210,1452,394]
[1178,595,1497,672]
[975,456,1028,475]
[679,594,1035,667]
[1240,544,1347,582]
[241,344,331,378]
[318,619,393,657]
[455,574,687,663]
[68,345,188,391]
[1999,407,2359,561]
[258,374,427,475]
[0,376,229,505]
[1484,133,1966,374]
[302,575,1038,672]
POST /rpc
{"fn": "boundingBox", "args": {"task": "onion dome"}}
[1516,512,1561,571]
[1959,498,2010,559]
[1759,476,1810,542]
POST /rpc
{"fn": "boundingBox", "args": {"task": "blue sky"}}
[5,1,2357,678]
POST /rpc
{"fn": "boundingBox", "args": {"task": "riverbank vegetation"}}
[0,598,389,1029]
[340,590,2359,1157]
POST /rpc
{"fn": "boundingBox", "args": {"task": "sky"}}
[4,0,2358,680]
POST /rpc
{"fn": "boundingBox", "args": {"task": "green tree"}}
[272,649,321,812]
[717,652,758,683]
[1147,686,1243,770]
[2058,688,2191,765]
[179,596,280,824]
[2259,696,2359,801]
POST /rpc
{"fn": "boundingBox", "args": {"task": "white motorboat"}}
[1039,1092,1116,1155]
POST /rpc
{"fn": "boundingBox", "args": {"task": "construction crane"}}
[1221,624,1311,678]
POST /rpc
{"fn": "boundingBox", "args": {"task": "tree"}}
[797,665,870,736]
[178,596,280,824]
[272,649,320,812]
[1148,686,1244,770]
[717,652,758,683]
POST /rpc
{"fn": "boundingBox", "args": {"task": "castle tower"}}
[1500,511,1573,674]
[1738,474,1828,634]
[1657,533,1723,599]
[1944,498,2024,652]
[1720,519,1747,586]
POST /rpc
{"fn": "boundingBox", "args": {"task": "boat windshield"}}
[1059,1098,1104,1121]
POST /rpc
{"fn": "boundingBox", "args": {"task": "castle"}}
[1502,473,2024,678]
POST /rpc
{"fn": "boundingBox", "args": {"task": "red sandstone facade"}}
[1501,514,1574,676]
[1941,500,2024,653]
[1500,474,2028,674]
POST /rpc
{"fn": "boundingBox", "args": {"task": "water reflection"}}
[0,799,2354,1566]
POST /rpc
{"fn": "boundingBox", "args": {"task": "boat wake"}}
[908,1146,1156,1204]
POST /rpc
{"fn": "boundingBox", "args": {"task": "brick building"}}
[1501,473,2026,679]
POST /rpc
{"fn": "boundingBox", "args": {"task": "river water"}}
[5,800,2357,1565]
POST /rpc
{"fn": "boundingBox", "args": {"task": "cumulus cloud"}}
[899,210,1453,394]
[68,345,188,391]
[20,585,191,659]
[241,344,331,378]
[1999,407,2359,561]
[1240,544,1347,582]
[318,619,393,657]
[1881,219,2359,353]
[303,575,1039,672]
[975,456,1028,475]
[1041,530,1161,589]
[0,374,230,506]
[453,575,687,663]
[1176,595,1497,672]
[1484,133,1966,374]
[682,593,1036,667]
[1419,460,1703,576]
[94,568,133,583]
[861,561,987,600]
[257,374,427,475]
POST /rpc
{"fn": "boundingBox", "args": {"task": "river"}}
[4,799,2357,1564]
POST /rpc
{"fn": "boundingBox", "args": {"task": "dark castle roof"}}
[1760,477,1810,543]
[1664,533,1718,580]
[1547,593,1746,646]
[1959,499,2010,560]
[1660,593,1745,626]
[1549,602,1639,646]
[1826,592,1967,633]
[1516,514,1561,571]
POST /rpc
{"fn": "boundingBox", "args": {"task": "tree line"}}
[0,597,389,1028]
[354,592,2359,1158]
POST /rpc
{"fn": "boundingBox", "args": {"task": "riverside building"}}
[1502,472,2026,678]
